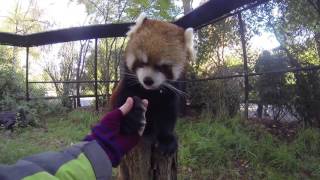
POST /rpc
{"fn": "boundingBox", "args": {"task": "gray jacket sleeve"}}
[0,140,112,180]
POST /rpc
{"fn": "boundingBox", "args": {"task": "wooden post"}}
[238,13,249,119]
[94,38,99,111]
[26,47,30,101]
[118,138,177,180]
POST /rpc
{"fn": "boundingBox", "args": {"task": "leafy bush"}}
[293,70,320,127]
[0,64,67,128]
[187,65,242,117]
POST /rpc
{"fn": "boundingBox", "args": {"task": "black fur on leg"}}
[157,133,178,155]
[120,96,146,135]
[113,70,180,153]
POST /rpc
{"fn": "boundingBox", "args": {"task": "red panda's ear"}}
[127,13,147,37]
[184,28,196,61]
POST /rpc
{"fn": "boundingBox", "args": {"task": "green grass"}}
[177,116,320,179]
[1,110,320,179]
[0,110,100,164]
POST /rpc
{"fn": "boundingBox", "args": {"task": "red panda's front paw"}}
[120,96,146,135]
[156,134,178,155]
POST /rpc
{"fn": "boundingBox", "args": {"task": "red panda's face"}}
[128,53,180,90]
[124,14,195,90]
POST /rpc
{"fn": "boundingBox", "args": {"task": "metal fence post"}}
[26,47,30,101]
[94,38,99,111]
[238,12,249,119]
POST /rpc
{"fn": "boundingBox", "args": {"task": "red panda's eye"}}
[155,64,173,79]
[161,64,171,70]
[156,64,171,71]
[132,60,147,71]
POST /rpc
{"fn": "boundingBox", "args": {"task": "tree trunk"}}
[118,138,177,180]
[315,32,320,60]
[182,0,193,14]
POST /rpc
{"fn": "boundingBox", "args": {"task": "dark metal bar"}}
[194,0,270,30]
[27,65,320,85]
[28,80,119,84]
[23,94,106,100]
[180,65,320,83]
[94,38,99,111]
[238,12,249,120]
[25,47,30,101]
[21,65,320,101]
[0,32,24,46]
[0,0,267,47]
[189,66,320,82]
[175,0,268,29]
[0,23,133,47]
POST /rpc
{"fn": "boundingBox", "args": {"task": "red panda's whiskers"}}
[163,82,188,98]
[123,72,137,78]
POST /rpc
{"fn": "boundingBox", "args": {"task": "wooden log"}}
[118,137,177,180]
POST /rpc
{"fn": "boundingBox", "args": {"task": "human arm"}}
[0,97,148,180]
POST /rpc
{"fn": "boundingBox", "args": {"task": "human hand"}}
[84,96,148,167]
[120,96,148,135]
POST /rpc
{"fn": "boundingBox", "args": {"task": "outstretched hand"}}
[119,97,148,116]
[84,96,149,167]
[119,97,148,136]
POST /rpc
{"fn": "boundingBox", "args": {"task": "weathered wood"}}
[118,138,177,180]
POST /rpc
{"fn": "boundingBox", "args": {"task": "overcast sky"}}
[0,0,88,31]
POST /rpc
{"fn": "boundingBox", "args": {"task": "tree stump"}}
[118,138,177,180]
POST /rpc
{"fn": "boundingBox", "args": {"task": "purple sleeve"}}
[83,109,140,167]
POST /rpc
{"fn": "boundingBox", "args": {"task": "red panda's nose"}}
[143,77,154,86]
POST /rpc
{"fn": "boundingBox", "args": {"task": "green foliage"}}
[187,65,242,117]
[0,46,13,64]
[195,18,241,74]
[186,16,244,119]
[243,0,320,123]
[293,70,320,127]
[126,0,180,20]
[0,58,66,127]
[293,128,320,156]
[253,51,293,120]
[0,64,25,103]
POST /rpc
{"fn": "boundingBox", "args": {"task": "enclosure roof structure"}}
[0,0,268,47]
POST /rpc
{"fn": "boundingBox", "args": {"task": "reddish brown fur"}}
[110,19,190,110]
[110,80,123,110]
[125,19,188,66]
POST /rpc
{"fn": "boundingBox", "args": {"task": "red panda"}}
[110,13,195,154]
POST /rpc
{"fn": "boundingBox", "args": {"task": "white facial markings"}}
[172,63,184,80]
[136,67,165,90]
[141,52,148,63]
[126,53,135,70]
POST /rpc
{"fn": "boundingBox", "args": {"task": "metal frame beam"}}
[0,0,267,47]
